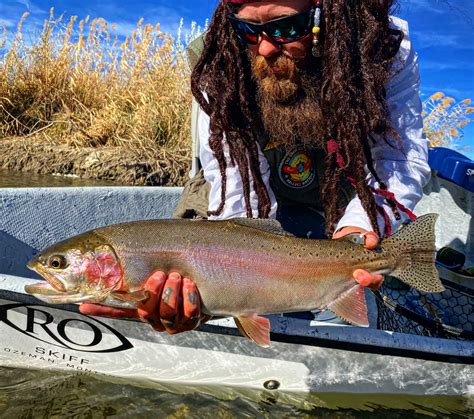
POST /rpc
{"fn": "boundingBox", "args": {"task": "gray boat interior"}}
[0,175,473,363]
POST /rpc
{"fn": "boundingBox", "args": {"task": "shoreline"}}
[0,138,191,187]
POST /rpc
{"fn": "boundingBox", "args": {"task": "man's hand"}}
[333,226,384,290]
[79,271,207,334]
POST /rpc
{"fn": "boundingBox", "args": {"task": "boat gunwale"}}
[1,283,472,366]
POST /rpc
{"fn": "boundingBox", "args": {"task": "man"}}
[80,0,430,332]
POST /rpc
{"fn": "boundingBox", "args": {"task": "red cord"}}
[327,139,417,237]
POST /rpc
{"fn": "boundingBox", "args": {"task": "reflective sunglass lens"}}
[243,32,259,44]
[230,9,313,45]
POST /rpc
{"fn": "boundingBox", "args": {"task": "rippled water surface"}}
[0,367,472,418]
[0,169,125,188]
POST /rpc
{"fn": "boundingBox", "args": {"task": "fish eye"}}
[48,255,68,270]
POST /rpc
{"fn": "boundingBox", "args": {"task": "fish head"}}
[25,231,123,304]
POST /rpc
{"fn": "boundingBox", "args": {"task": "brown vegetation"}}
[0,10,195,185]
[423,92,473,150]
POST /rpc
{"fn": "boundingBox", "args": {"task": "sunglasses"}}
[228,8,315,45]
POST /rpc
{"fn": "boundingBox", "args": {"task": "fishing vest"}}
[263,141,353,209]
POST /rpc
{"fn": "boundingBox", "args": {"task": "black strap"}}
[373,282,474,340]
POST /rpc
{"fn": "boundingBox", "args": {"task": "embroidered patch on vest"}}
[278,146,315,189]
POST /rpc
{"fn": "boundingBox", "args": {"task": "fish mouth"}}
[24,281,68,297]
[26,263,67,293]
[25,260,108,305]
[24,280,95,304]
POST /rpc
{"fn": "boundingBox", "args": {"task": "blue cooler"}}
[428,147,474,193]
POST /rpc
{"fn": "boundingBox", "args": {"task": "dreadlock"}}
[191,0,403,235]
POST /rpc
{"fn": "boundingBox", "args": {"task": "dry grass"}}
[422,92,473,150]
[0,9,197,185]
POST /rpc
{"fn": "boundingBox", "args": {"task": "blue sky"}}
[1,0,473,158]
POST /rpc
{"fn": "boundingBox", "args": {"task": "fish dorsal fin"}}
[235,314,271,347]
[326,283,369,327]
[231,218,293,236]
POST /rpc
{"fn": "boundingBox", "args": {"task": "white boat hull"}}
[1,274,473,397]
[0,183,473,399]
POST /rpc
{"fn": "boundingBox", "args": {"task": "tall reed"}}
[0,9,198,185]
[422,92,473,150]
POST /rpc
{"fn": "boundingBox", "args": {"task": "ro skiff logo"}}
[0,303,133,353]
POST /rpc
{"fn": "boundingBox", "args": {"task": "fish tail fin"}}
[384,213,444,293]
[327,283,369,327]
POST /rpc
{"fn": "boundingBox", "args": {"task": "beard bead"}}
[312,7,322,58]
[312,44,322,58]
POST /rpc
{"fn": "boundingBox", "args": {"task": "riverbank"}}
[0,137,191,186]
[0,13,194,187]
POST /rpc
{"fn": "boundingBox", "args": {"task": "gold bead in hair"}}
[312,6,322,58]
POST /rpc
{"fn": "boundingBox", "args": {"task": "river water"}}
[0,169,473,417]
[0,169,125,188]
[0,367,471,418]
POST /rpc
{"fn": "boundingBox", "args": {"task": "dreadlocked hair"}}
[191,1,403,234]
[320,0,402,236]
[191,3,271,218]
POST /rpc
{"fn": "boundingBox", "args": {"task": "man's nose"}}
[257,33,281,58]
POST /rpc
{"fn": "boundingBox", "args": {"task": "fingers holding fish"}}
[353,269,383,291]
[333,226,380,250]
[136,272,204,333]
[363,232,380,250]
[78,271,204,333]
[332,227,383,290]
[79,303,140,320]
[137,271,168,331]
[158,272,182,333]
[179,277,204,332]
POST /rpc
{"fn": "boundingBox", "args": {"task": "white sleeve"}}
[335,18,431,236]
[198,108,278,219]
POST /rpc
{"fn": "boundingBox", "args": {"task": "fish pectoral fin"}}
[235,314,271,347]
[111,289,150,303]
[327,283,369,327]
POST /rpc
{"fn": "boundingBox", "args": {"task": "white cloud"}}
[111,21,142,38]
[420,60,474,71]
[421,85,474,99]
[400,0,473,21]
[400,0,445,15]
[146,5,187,34]
[412,31,466,49]
[0,18,16,28]
[15,0,46,15]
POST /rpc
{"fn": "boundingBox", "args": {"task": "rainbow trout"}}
[25,214,443,346]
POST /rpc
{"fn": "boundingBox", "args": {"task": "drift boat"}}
[0,148,473,405]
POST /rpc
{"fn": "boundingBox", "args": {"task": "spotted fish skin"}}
[26,214,443,345]
[382,214,442,293]
[27,214,442,311]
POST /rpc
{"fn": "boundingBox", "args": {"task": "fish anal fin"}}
[327,284,369,327]
[111,289,150,303]
[235,314,271,347]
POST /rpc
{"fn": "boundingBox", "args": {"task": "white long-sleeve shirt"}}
[198,17,431,235]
